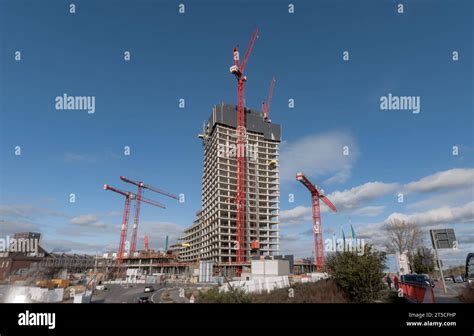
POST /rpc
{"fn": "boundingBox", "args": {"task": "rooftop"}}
[205,103,281,141]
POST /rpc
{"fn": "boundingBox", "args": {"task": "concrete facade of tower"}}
[178,103,281,263]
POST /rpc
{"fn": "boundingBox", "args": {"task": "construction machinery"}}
[296,173,337,271]
[250,239,260,256]
[119,176,178,254]
[229,28,259,263]
[103,184,165,266]
[144,235,149,252]
[262,76,276,122]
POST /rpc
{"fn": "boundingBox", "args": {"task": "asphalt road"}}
[92,283,165,303]
[433,280,466,303]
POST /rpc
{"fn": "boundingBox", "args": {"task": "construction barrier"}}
[220,275,290,294]
[399,281,435,303]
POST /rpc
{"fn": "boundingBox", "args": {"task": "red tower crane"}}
[229,28,259,263]
[119,176,177,254]
[296,173,337,271]
[144,235,149,252]
[103,184,165,265]
[262,76,276,122]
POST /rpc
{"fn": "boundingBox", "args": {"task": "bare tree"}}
[384,217,423,257]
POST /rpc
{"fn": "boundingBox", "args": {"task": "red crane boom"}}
[120,176,177,254]
[296,173,337,271]
[103,184,165,265]
[240,29,258,74]
[262,76,276,122]
[229,28,259,263]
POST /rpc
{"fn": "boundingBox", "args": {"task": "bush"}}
[196,279,350,303]
[445,265,465,278]
[197,287,252,303]
[326,245,387,303]
[249,279,350,303]
[411,247,435,274]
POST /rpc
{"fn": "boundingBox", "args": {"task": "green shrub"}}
[326,245,387,303]
[249,279,350,303]
[197,279,350,303]
[197,287,251,303]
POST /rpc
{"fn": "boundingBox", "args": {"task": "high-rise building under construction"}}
[178,103,281,263]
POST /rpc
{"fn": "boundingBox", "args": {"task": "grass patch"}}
[197,279,350,303]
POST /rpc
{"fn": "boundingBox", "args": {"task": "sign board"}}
[430,229,456,249]
[436,259,443,269]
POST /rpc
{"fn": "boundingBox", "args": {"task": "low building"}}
[121,250,189,276]
[0,232,47,281]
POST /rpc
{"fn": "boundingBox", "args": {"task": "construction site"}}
[2,3,473,335]
[0,28,326,303]
[97,28,328,281]
[1,26,468,306]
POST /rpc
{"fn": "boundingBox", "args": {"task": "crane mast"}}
[229,28,259,263]
[296,173,337,271]
[120,176,177,254]
[103,183,167,266]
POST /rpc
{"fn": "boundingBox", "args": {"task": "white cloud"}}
[438,244,474,267]
[0,205,65,218]
[385,201,474,228]
[279,131,358,183]
[351,205,386,217]
[0,219,40,235]
[42,239,115,254]
[404,168,474,193]
[106,211,122,217]
[280,238,313,258]
[356,202,474,254]
[69,214,107,228]
[280,182,395,224]
[280,234,300,242]
[407,188,473,211]
[135,221,186,250]
[280,206,311,224]
[356,222,385,241]
[323,164,352,185]
[327,182,398,211]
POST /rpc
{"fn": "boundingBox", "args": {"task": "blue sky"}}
[0,0,472,266]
